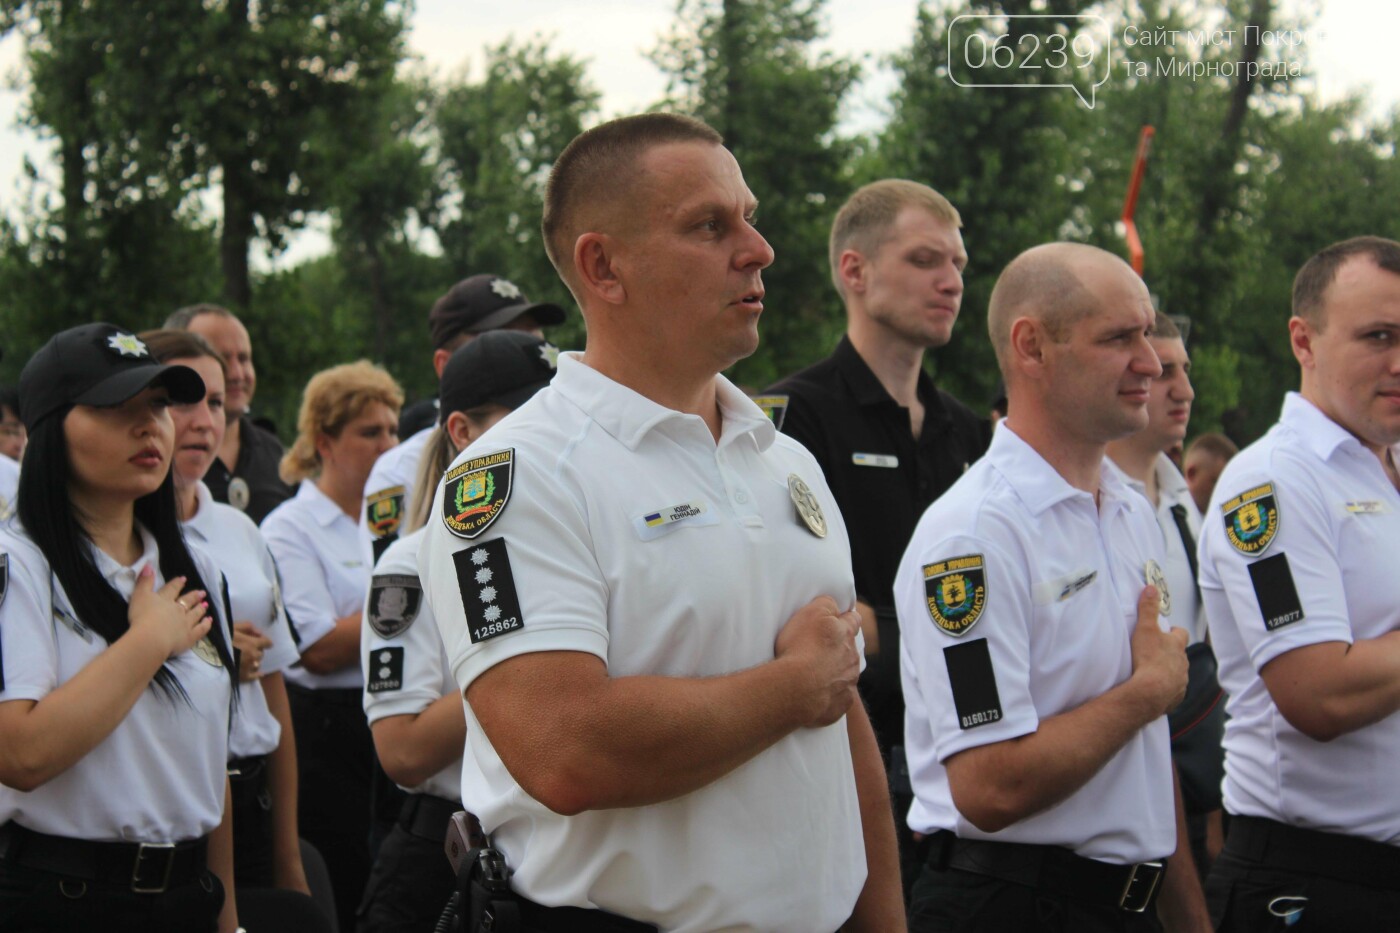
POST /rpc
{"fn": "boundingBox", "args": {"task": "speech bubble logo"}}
[947,14,1113,109]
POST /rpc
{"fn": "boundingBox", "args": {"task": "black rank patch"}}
[367,646,405,693]
[1248,552,1304,631]
[944,638,1002,731]
[442,449,514,540]
[367,574,423,639]
[453,538,524,645]
[749,394,789,431]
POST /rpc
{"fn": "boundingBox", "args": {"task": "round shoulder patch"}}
[366,485,406,540]
[442,449,514,540]
[1221,482,1280,556]
[923,554,987,637]
[367,573,423,639]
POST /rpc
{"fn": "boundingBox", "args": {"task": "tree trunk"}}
[219,0,252,308]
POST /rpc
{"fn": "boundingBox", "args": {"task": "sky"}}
[0,0,1394,264]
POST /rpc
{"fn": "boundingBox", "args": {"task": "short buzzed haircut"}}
[828,180,961,298]
[987,243,1121,376]
[1151,310,1181,341]
[1186,431,1238,462]
[165,302,236,330]
[1293,236,1400,328]
[542,113,724,294]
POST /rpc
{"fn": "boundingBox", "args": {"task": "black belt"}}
[397,792,467,843]
[923,830,1166,913]
[1226,814,1400,891]
[285,683,363,707]
[227,754,268,780]
[0,822,208,894]
[517,895,658,932]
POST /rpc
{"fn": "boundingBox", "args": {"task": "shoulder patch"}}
[367,574,423,639]
[442,449,514,540]
[367,646,405,693]
[366,486,406,540]
[923,554,987,637]
[749,394,789,431]
[454,538,524,644]
[1221,482,1280,555]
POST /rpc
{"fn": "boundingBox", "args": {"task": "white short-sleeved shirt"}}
[182,481,299,758]
[1198,392,1400,845]
[0,522,233,842]
[1105,453,1207,645]
[418,352,867,933]
[360,426,433,564]
[895,423,1177,865]
[361,527,462,801]
[261,480,370,689]
[0,457,18,521]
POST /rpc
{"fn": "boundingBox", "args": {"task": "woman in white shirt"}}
[0,323,239,933]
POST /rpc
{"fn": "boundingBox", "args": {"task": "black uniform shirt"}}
[204,414,296,526]
[767,336,991,756]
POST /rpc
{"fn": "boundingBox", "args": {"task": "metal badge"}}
[228,477,251,512]
[192,636,224,667]
[787,473,827,538]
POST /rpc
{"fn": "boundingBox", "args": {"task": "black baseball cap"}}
[19,323,205,431]
[427,274,567,349]
[439,331,559,420]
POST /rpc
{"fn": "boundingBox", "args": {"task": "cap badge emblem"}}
[539,343,559,369]
[107,333,149,358]
[490,278,522,300]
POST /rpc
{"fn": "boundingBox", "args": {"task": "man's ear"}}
[1288,316,1316,371]
[1008,315,1048,378]
[837,249,866,297]
[574,232,626,306]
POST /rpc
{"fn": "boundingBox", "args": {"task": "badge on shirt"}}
[366,486,406,540]
[228,477,251,512]
[367,574,422,639]
[192,636,224,668]
[787,474,827,538]
[851,452,899,469]
[454,538,525,644]
[634,501,716,541]
[1222,483,1280,555]
[367,647,405,693]
[750,394,788,431]
[1343,500,1388,515]
[442,449,514,540]
[923,554,987,637]
[1144,559,1171,616]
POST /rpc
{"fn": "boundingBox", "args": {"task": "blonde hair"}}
[829,180,961,299]
[404,426,457,534]
[280,361,404,484]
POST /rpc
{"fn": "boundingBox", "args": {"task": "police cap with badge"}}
[427,274,567,349]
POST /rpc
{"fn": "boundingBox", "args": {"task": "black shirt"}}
[203,415,296,525]
[767,336,991,757]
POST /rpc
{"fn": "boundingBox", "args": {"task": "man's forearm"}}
[843,699,905,933]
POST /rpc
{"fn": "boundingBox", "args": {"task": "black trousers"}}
[288,683,374,933]
[908,863,1166,933]
[229,754,275,888]
[0,858,223,933]
[356,794,458,933]
[1206,816,1400,932]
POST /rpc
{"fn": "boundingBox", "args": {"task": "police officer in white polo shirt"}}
[418,112,903,933]
[1198,236,1400,931]
[896,243,1208,932]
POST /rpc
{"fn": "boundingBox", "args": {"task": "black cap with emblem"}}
[427,274,567,349]
[18,323,206,431]
[439,330,559,420]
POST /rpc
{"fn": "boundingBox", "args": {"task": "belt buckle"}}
[131,842,177,894]
[1118,860,1164,913]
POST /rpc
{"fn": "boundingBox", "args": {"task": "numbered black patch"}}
[453,538,524,644]
[944,638,1002,731]
[367,647,405,693]
[1248,552,1304,631]
[367,574,423,639]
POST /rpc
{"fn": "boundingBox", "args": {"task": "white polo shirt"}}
[1105,453,1207,645]
[261,480,370,690]
[0,456,17,521]
[361,527,462,801]
[183,481,300,759]
[1199,392,1400,845]
[418,352,866,933]
[0,522,233,842]
[360,426,433,563]
[895,423,1177,865]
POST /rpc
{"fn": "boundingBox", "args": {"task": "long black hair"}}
[16,404,238,702]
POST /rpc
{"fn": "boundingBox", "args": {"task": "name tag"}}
[1032,569,1097,605]
[1343,500,1388,515]
[634,501,717,541]
[852,452,899,469]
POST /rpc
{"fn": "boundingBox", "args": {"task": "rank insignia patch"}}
[367,574,422,639]
[749,395,789,431]
[442,449,514,540]
[454,538,524,645]
[1144,559,1171,616]
[944,638,1002,730]
[366,486,405,540]
[367,647,405,693]
[924,555,987,637]
[1222,483,1280,555]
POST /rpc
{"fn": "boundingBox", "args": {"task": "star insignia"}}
[475,567,493,585]
[490,278,522,300]
[471,548,489,566]
[539,343,560,369]
[107,333,148,358]
[483,604,502,623]
[479,585,497,603]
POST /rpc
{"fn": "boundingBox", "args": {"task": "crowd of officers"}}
[0,110,1396,933]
